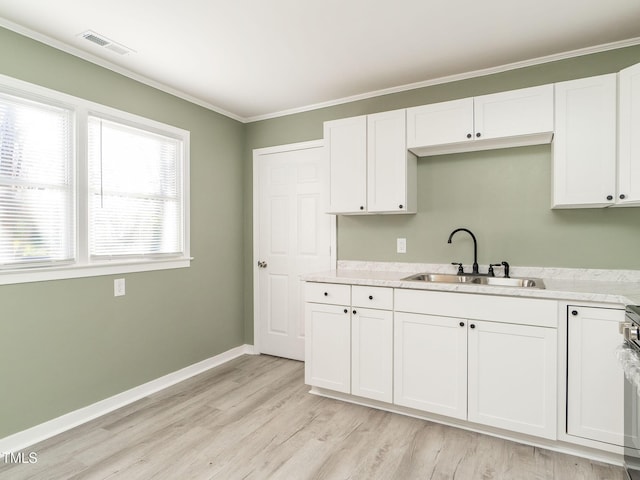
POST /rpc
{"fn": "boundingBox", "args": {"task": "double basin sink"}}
[402,273,545,289]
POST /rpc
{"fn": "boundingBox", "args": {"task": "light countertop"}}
[301,261,640,306]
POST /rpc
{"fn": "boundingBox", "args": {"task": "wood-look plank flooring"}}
[0,355,626,480]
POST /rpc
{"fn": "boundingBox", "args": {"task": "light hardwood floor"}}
[0,354,626,480]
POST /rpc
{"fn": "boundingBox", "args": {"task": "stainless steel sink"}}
[402,273,545,289]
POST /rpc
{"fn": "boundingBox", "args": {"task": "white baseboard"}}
[0,344,255,454]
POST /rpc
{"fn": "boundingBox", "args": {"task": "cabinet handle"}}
[470,324,476,329]
[459,321,465,327]
[476,132,481,138]
[399,204,403,209]
[571,310,578,316]
[352,309,357,315]
[620,194,627,200]
[607,195,613,201]
[359,206,364,210]
[344,309,348,314]
[466,133,472,139]
[368,295,373,300]
[324,292,328,296]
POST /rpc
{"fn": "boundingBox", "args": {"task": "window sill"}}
[0,257,192,286]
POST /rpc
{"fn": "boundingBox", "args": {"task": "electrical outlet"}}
[114,278,126,297]
[397,238,407,254]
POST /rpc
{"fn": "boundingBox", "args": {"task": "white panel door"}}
[567,306,625,446]
[618,61,640,205]
[474,84,554,140]
[255,143,334,360]
[324,115,367,213]
[351,307,393,402]
[394,312,467,419]
[552,74,617,208]
[468,320,557,440]
[305,302,351,393]
[406,98,474,148]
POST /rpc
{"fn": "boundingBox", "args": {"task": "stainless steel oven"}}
[620,305,640,479]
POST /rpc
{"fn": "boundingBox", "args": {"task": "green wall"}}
[244,45,640,343]
[0,27,245,438]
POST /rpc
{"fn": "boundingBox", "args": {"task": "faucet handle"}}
[488,263,501,277]
[451,262,464,275]
[501,261,510,278]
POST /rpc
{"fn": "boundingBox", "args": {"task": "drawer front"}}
[394,289,557,328]
[305,282,351,305]
[352,285,393,310]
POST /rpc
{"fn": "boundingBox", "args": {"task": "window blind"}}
[0,93,74,268]
[87,117,183,258]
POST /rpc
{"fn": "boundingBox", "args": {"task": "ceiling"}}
[0,0,639,122]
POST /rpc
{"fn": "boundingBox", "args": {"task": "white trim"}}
[1,15,639,123]
[0,344,255,454]
[0,17,244,123]
[246,37,640,122]
[252,140,336,355]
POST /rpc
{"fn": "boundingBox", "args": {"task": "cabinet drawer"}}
[394,289,557,328]
[305,282,351,305]
[352,285,393,310]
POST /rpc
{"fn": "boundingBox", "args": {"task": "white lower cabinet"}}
[394,312,467,419]
[467,320,557,440]
[567,305,625,446]
[352,307,393,402]
[305,302,351,393]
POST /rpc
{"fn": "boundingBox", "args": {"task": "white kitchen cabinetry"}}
[324,110,416,215]
[351,285,393,402]
[552,74,617,208]
[467,320,557,440]
[394,289,558,439]
[304,283,351,393]
[407,84,554,156]
[567,305,625,446]
[618,61,640,205]
[394,312,467,419]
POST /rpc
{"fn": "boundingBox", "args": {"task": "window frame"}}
[0,73,191,286]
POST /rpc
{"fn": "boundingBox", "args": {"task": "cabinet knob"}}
[466,133,472,139]
[368,295,373,300]
[360,206,364,210]
[620,194,627,200]
[470,324,476,329]
[344,308,348,314]
[606,195,613,201]
[476,132,481,138]
[352,309,357,315]
[399,204,403,209]
[459,321,465,327]
[571,310,578,316]
[324,292,328,296]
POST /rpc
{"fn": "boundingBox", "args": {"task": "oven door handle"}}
[621,322,639,342]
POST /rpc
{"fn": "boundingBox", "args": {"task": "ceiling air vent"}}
[78,30,134,55]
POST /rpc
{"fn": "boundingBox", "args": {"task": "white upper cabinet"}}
[552,74,617,208]
[325,115,367,214]
[407,84,554,156]
[618,61,640,205]
[325,110,416,215]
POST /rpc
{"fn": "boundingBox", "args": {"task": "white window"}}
[0,75,190,285]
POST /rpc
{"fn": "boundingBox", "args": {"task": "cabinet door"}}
[468,320,557,439]
[552,74,617,208]
[406,98,474,148]
[394,312,467,419]
[567,306,625,446]
[304,302,351,393]
[618,61,640,205]
[324,116,367,214]
[474,84,554,140]
[352,307,393,402]
[367,109,415,213]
